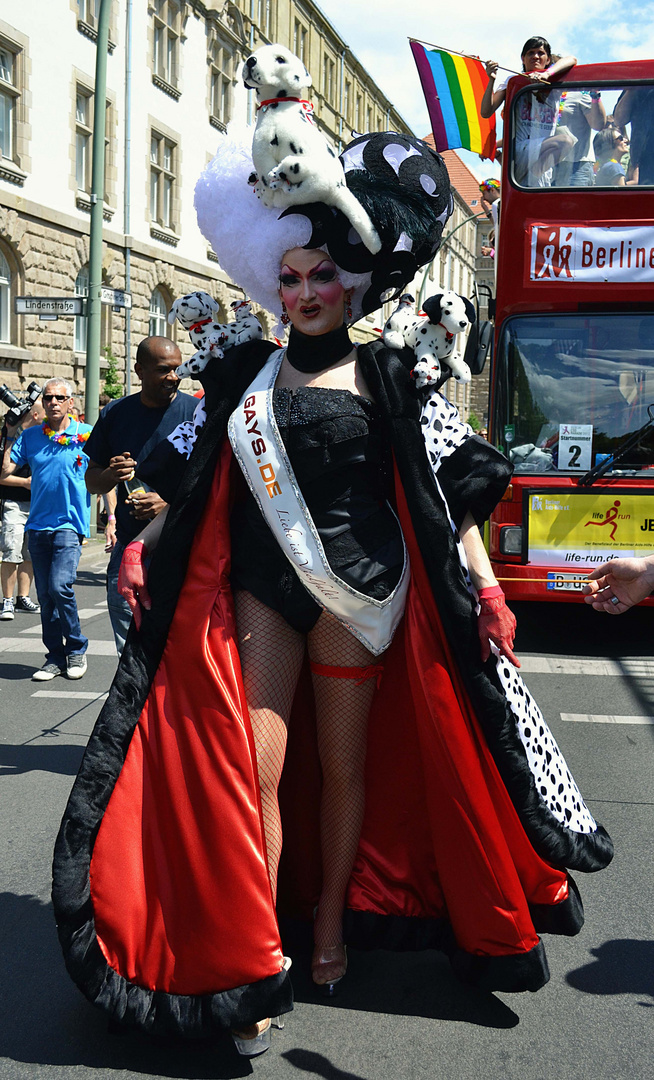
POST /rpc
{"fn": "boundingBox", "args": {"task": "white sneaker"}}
[32,661,65,681]
[66,654,88,679]
[0,598,15,620]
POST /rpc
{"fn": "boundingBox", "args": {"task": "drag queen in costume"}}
[53,54,613,1056]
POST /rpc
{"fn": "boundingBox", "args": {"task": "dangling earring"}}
[345,295,353,321]
[280,300,291,326]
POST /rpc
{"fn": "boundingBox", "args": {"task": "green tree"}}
[102,346,123,399]
[467,410,481,432]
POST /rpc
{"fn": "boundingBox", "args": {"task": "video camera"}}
[0,382,43,428]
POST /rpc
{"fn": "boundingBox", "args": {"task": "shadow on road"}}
[282,1049,367,1079]
[566,939,654,1005]
[0,742,85,776]
[0,662,41,681]
[0,892,519,1078]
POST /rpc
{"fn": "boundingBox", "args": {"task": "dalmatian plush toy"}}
[382,290,475,388]
[243,44,381,254]
[168,291,263,378]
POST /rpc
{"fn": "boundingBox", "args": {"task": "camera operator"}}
[1,400,45,620]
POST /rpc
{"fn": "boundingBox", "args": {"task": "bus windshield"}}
[496,314,654,474]
[510,83,654,189]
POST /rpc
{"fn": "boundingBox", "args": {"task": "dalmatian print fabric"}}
[494,650,597,833]
[167,398,207,460]
[420,390,599,836]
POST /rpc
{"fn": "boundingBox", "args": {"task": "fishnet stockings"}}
[308,614,376,952]
[234,590,306,901]
[234,592,377,953]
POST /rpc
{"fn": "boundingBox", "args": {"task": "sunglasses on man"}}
[43,394,70,403]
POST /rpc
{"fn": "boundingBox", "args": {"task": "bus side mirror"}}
[465,320,493,375]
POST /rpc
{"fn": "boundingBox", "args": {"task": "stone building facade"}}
[0,0,409,402]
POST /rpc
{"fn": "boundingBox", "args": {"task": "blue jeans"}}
[27,529,88,668]
[106,540,134,656]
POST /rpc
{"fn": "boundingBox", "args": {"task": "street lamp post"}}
[417,210,486,310]
[84,0,111,430]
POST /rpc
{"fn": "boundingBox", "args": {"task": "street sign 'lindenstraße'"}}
[15,290,132,315]
[14,297,85,316]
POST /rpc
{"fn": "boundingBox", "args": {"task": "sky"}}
[318,0,654,178]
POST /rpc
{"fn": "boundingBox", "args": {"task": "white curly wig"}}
[194,124,368,330]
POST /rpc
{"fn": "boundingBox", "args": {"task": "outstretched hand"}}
[583,557,654,613]
[117,540,151,630]
[478,586,520,667]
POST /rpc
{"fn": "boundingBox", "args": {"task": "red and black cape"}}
[52,340,613,1036]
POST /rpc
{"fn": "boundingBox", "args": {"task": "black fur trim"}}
[344,910,550,993]
[449,939,550,993]
[529,874,585,937]
[437,434,513,529]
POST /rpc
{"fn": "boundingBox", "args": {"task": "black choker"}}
[286,325,354,373]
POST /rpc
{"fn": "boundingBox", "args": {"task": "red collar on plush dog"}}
[188,317,214,334]
[257,97,315,123]
[438,323,455,343]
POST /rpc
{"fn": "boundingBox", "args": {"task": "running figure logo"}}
[584,500,621,542]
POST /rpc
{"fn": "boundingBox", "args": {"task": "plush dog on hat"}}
[383,290,475,387]
[168,291,262,378]
[243,44,381,254]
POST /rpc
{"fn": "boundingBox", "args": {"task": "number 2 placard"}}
[558,424,593,471]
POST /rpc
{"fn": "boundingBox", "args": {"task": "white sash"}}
[227,349,409,655]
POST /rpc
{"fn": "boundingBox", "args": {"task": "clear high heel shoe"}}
[231,1016,284,1057]
[231,956,291,1056]
[311,944,347,996]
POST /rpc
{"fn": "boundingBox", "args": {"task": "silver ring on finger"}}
[610,596,620,606]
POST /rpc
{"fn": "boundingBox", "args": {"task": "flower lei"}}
[43,419,90,446]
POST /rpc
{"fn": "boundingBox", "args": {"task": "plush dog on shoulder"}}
[168,291,262,378]
[243,44,381,254]
[382,290,475,387]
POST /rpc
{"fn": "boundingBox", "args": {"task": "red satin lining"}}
[90,441,284,995]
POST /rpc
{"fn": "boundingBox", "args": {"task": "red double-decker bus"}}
[486,60,654,602]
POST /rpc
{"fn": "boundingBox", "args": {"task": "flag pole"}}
[408,38,523,76]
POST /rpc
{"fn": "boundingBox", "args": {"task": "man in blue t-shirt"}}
[84,336,196,654]
[1,379,92,681]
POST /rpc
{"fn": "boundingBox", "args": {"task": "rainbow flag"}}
[410,41,497,161]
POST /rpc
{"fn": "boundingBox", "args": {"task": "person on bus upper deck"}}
[593,127,630,187]
[552,88,606,186]
[481,38,577,186]
[613,87,654,186]
[480,178,500,228]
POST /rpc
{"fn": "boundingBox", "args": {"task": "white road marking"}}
[31,690,109,701]
[561,713,654,726]
[94,601,108,608]
[16,608,108,635]
[520,657,654,676]
[0,640,116,655]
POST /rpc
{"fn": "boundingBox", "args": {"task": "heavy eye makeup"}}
[279,261,338,287]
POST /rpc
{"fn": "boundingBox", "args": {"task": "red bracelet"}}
[123,540,147,564]
[479,585,504,600]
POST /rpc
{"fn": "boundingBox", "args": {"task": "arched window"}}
[74,266,89,353]
[0,249,11,343]
[149,287,168,337]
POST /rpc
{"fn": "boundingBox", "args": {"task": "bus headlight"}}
[499,525,523,555]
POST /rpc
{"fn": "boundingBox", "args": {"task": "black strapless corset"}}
[229,387,405,634]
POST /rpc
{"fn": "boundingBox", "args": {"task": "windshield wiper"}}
[578,404,654,487]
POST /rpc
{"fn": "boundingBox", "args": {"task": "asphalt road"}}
[1,543,652,1080]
